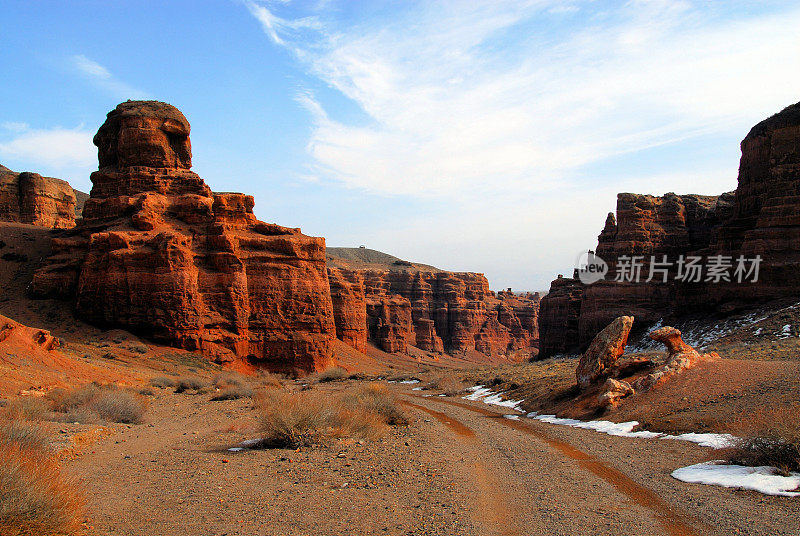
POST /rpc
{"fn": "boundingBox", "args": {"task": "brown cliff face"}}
[539,101,800,357]
[327,267,539,359]
[31,101,336,374]
[0,166,76,229]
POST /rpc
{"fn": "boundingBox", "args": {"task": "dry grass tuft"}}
[174,377,208,393]
[0,420,85,536]
[211,385,255,401]
[255,389,337,448]
[0,420,51,452]
[149,376,176,389]
[212,372,247,389]
[2,397,49,422]
[47,383,147,424]
[316,366,348,383]
[728,407,800,475]
[341,383,408,426]
[424,374,466,396]
[256,370,284,389]
[254,383,406,448]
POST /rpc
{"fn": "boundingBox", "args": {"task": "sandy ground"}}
[61,381,799,536]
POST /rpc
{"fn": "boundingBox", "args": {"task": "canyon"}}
[539,101,800,357]
[12,100,538,373]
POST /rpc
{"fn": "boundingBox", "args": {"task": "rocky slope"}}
[539,101,800,357]
[0,165,77,228]
[326,257,540,359]
[30,100,336,374]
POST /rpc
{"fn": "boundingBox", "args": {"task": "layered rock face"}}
[539,102,800,357]
[0,165,76,228]
[328,268,540,359]
[31,101,336,373]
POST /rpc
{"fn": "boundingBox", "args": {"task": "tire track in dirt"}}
[401,400,521,536]
[420,396,718,536]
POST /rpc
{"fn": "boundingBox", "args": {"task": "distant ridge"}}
[326,247,442,273]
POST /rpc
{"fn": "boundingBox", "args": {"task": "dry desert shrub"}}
[316,366,348,383]
[0,420,51,452]
[174,377,208,393]
[341,382,408,426]
[89,390,147,424]
[212,372,246,389]
[255,389,338,448]
[0,422,85,536]
[728,407,800,475]
[149,376,176,389]
[211,385,255,401]
[254,383,407,448]
[256,370,284,389]
[47,383,147,424]
[2,397,49,422]
[424,374,466,396]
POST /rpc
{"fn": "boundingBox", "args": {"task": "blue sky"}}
[1,0,799,290]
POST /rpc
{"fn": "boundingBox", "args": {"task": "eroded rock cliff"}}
[327,266,540,359]
[0,165,76,229]
[31,101,336,374]
[539,101,800,357]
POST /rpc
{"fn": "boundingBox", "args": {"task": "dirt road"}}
[65,385,799,536]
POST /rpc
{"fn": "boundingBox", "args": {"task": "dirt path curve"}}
[407,392,800,536]
[406,395,713,536]
[402,400,520,536]
[64,385,799,535]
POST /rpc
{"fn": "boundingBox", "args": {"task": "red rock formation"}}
[539,101,800,358]
[328,268,539,358]
[0,165,76,228]
[31,101,336,374]
[327,268,368,352]
[632,326,719,391]
[536,273,584,356]
[576,315,633,389]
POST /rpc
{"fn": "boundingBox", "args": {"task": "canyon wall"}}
[539,101,800,357]
[327,267,540,359]
[31,101,336,374]
[0,165,76,229]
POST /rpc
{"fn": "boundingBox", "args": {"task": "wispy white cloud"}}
[245,0,800,288]
[0,124,95,170]
[244,1,321,47]
[70,55,148,99]
[247,1,800,198]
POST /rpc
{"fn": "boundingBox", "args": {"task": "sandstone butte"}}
[538,101,800,357]
[30,100,336,374]
[0,164,77,229]
[327,268,540,359]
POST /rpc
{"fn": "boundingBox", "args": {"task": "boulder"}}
[576,315,633,389]
[597,378,634,408]
[632,326,719,391]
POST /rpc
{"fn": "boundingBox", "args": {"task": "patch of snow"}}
[503,414,520,421]
[227,447,244,452]
[399,379,420,384]
[468,387,738,448]
[463,385,524,412]
[534,414,663,439]
[412,387,424,391]
[754,328,762,336]
[672,461,800,497]
[666,432,737,449]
